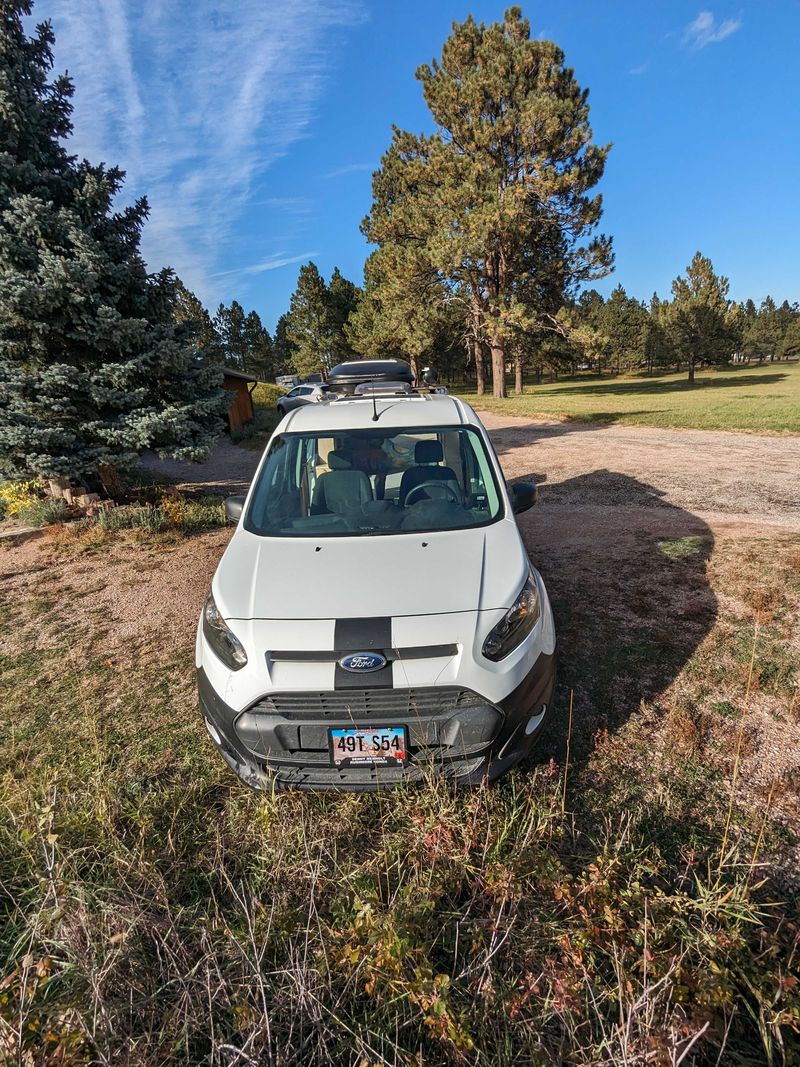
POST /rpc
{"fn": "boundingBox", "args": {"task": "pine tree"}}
[174,280,224,364]
[363,7,612,398]
[271,314,296,375]
[741,297,783,363]
[347,247,458,381]
[601,286,648,374]
[242,310,273,379]
[213,301,273,377]
[0,3,227,487]
[779,317,800,360]
[213,301,248,369]
[568,290,611,374]
[327,267,360,366]
[285,263,333,376]
[643,293,674,373]
[669,253,739,382]
[285,262,360,376]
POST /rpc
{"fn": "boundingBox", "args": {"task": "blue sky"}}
[39,1,800,330]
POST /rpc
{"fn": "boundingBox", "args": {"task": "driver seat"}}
[399,440,459,505]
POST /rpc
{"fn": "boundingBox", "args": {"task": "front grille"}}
[250,686,483,720]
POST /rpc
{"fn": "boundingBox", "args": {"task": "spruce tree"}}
[643,294,675,373]
[0,3,227,486]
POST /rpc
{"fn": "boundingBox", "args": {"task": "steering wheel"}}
[405,481,462,507]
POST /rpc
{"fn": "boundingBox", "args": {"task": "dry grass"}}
[1,528,799,1065]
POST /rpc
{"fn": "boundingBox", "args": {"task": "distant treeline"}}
[188,255,799,390]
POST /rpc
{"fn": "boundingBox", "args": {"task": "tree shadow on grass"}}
[530,371,787,399]
[514,470,718,766]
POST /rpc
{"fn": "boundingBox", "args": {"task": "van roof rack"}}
[331,385,448,402]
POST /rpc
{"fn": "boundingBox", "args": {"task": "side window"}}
[286,388,300,398]
[299,386,313,396]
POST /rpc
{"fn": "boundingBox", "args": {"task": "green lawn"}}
[454,361,800,433]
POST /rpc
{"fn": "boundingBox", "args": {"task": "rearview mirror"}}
[510,482,537,515]
[224,495,245,523]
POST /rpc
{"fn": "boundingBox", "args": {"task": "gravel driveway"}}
[144,414,800,536]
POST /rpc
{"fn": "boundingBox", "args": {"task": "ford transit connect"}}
[197,388,556,790]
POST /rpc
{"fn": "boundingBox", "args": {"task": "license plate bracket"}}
[329,725,408,768]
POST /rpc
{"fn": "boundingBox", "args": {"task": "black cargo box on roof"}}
[326,359,414,395]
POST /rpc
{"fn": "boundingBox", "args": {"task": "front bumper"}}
[197,649,556,792]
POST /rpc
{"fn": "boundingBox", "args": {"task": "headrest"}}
[415,440,443,464]
[327,450,353,470]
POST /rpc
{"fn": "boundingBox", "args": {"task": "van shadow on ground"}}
[514,471,718,767]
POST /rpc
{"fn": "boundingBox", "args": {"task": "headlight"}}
[202,594,247,670]
[482,572,541,661]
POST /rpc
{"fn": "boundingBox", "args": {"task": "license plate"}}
[329,726,408,767]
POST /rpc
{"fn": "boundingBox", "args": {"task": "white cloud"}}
[325,162,375,179]
[628,64,647,76]
[682,10,742,49]
[210,251,319,279]
[45,1,364,303]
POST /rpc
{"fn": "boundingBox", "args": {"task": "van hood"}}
[214,520,528,621]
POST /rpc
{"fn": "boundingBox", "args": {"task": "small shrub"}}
[251,381,285,408]
[0,480,41,518]
[16,498,69,527]
[174,497,226,532]
[86,495,226,539]
[95,504,167,534]
[159,493,225,532]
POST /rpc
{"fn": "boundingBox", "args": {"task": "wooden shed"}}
[223,369,258,433]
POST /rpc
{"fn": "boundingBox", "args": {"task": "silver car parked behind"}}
[276,383,332,415]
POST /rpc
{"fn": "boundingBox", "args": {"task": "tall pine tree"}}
[285,262,359,376]
[669,252,739,382]
[0,3,227,486]
[363,7,612,397]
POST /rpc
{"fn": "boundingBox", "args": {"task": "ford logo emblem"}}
[338,652,387,673]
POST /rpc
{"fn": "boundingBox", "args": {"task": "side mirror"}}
[510,482,537,515]
[224,495,245,523]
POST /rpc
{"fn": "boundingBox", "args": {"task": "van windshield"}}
[244,426,504,537]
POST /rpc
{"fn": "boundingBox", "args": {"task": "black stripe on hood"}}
[334,617,393,689]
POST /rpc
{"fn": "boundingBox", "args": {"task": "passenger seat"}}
[311,451,373,516]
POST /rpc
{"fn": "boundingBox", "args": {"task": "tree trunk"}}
[514,352,523,394]
[490,338,506,398]
[475,339,485,396]
[688,359,695,383]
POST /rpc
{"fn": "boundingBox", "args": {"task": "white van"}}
[197,388,556,790]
